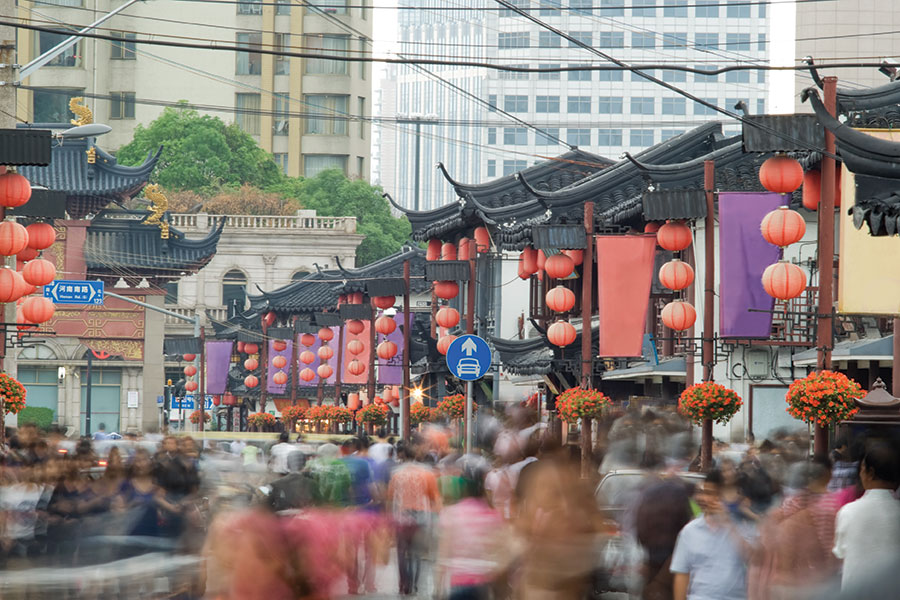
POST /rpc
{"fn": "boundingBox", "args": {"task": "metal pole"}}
[701,160,715,471]
[85,350,93,436]
[0,1,13,446]
[465,244,476,454]
[367,303,377,404]
[290,317,299,406]
[402,259,411,440]
[414,121,422,211]
[815,76,838,459]
[335,323,344,402]
[581,201,594,479]
[260,320,269,413]
[491,252,502,412]
[199,327,206,433]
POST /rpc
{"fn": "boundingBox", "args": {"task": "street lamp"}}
[396,113,439,211]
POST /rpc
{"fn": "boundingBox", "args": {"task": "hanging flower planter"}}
[0,373,27,414]
[281,405,306,431]
[554,387,611,424]
[248,412,275,430]
[678,382,743,425]
[410,402,435,427]
[355,403,390,427]
[189,409,211,424]
[437,393,476,420]
[785,370,864,428]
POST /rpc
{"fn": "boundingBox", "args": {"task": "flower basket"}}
[410,402,435,426]
[327,405,353,424]
[281,405,307,428]
[306,405,329,423]
[678,382,742,425]
[0,373,27,415]
[355,403,390,426]
[248,412,276,430]
[189,409,211,424]
[554,387,611,424]
[785,370,863,428]
[437,393,476,420]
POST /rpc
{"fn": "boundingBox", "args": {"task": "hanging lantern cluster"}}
[183,353,199,393]
[759,208,808,300]
[656,222,697,332]
[0,215,58,329]
[547,320,577,347]
[759,154,804,195]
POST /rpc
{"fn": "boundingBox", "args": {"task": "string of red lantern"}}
[547,321,577,347]
[758,154,808,301]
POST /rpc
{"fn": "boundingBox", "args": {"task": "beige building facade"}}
[18,0,372,179]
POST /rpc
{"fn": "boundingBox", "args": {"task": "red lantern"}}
[382,387,392,403]
[517,254,529,280]
[183,353,196,362]
[0,172,32,208]
[564,249,583,266]
[537,250,546,272]
[350,292,364,304]
[273,355,288,369]
[762,261,807,300]
[474,226,490,253]
[213,396,221,407]
[427,238,442,261]
[300,350,316,364]
[760,206,806,247]
[263,311,276,327]
[759,154,804,194]
[14,271,35,299]
[434,281,459,300]
[656,221,692,251]
[244,343,259,355]
[347,359,366,376]
[547,321,577,347]
[0,268,17,302]
[21,296,54,323]
[347,319,365,335]
[300,333,316,347]
[544,253,575,279]
[661,301,697,331]
[317,364,333,379]
[441,242,457,261]
[437,334,457,355]
[545,285,576,313]
[375,315,397,335]
[185,381,198,392]
[317,345,334,361]
[658,259,695,291]
[184,365,197,377]
[644,222,661,233]
[223,392,237,406]
[273,339,287,352]
[318,327,334,341]
[347,339,365,355]
[435,307,460,329]
[22,258,56,286]
[244,357,259,371]
[392,386,400,400]
[804,169,843,209]
[237,342,246,354]
[17,247,38,262]
[377,340,398,360]
[372,295,395,309]
[458,237,470,261]
[16,307,35,332]
[522,247,538,274]
[348,392,361,410]
[273,371,288,385]
[0,221,29,256]
[300,368,316,382]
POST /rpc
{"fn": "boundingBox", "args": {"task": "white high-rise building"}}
[382,0,770,210]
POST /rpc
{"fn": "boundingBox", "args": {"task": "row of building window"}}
[500,30,764,51]
[235,33,367,78]
[236,0,369,18]
[499,0,763,19]
[489,96,763,116]
[494,64,765,83]
[234,93,367,139]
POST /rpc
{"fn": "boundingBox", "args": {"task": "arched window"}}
[223,269,247,316]
[18,344,58,360]
[291,270,311,282]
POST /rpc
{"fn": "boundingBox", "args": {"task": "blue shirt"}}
[670,516,755,600]
[341,456,374,507]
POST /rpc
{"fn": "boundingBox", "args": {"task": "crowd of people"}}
[1,407,899,599]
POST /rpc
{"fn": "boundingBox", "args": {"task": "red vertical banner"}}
[595,235,657,357]
[341,320,372,384]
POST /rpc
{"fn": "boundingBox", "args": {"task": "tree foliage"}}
[164,185,299,215]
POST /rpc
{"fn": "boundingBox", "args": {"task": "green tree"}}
[117,106,283,194]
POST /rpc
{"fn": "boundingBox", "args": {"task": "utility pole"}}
[0,3,15,440]
[396,115,437,211]
[701,160,716,471]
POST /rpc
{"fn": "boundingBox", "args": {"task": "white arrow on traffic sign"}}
[461,337,478,356]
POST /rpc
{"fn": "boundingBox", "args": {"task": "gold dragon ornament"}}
[69,97,93,126]
[143,184,170,239]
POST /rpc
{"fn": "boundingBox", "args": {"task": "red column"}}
[402,260,411,440]
[581,202,594,478]
[701,160,715,471]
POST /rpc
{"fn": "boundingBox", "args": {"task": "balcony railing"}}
[163,306,229,326]
[169,212,357,233]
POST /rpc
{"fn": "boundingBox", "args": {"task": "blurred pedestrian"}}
[635,478,694,600]
[269,431,295,475]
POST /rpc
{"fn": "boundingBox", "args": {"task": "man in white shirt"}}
[833,440,900,592]
[269,432,296,475]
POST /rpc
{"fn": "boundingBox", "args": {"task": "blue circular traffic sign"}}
[446,334,492,381]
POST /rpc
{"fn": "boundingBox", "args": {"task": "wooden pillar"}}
[335,323,344,403]
[198,328,206,432]
[290,317,299,406]
[581,201,594,478]
[465,243,476,454]
[701,160,715,471]
[260,322,269,414]
[402,260,411,440]
[367,302,377,407]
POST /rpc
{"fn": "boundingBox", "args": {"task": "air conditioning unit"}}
[274,120,289,134]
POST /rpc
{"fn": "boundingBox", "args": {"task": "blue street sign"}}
[43,280,104,305]
[183,395,214,410]
[157,395,164,405]
[170,397,193,410]
[446,334,492,381]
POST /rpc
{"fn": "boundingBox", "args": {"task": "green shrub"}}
[17,406,54,430]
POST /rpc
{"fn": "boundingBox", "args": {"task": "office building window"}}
[235,93,261,135]
[538,31,561,48]
[662,69,686,82]
[597,128,622,146]
[110,31,136,60]
[757,98,766,115]
[631,129,654,147]
[498,32,530,48]
[304,94,348,135]
[569,65,591,81]
[726,98,750,114]
[38,31,82,67]
[695,0,718,17]
[275,33,290,75]
[570,0,592,15]
[222,270,247,314]
[631,97,655,114]
[598,70,623,82]
[663,33,687,49]
[759,0,766,17]
[726,33,750,51]
[694,99,718,115]
[661,130,685,141]
[357,156,365,177]
[695,64,718,82]
[567,128,590,146]
[567,96,591,114]
[539,1,563,16]
[633,69,654,81]
[236,32,262,75]
[499,0,528,17]
[499,64,529,80]
[274,153,288,174]
[503,160,527,176]
[632,33,656,48]
[275,0,291,15]
[632,0,655,16]
[358,97,366,139]
[569,31,592,47]
[661,97,686,115]
[726,70,750,83]
[304,155,347,177]
[727,0,751,18]
[109,92,135,119]
[599,0,624,16]
[503,127,528,145]
[598,32,624,48]
[237,0,262,15]
[758,69,766,84]
[164,281,178,305]
[488,94,497,111]
[536,128,560,145]
[536,95,560,113]
[597,96,623,114]
[695,33,718,49]
[538,64,560,80]
[32,88,83,123]
[306,35,349,75]
[487,160,496,178]
[504,95,528,112]
[358,38,368,80]
[488,128,497,144]
[307,0,347,14]
[758,34,767,52]
[664,0,687,17]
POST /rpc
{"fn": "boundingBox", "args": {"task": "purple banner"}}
[205,340,233,394]
[267,339,293,395]
[298,329,340,389]
[377,312,411,385]
[719,192,788,338]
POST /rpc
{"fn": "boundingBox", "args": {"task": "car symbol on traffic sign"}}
[446,334,492,381]
[43,280,104,305]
